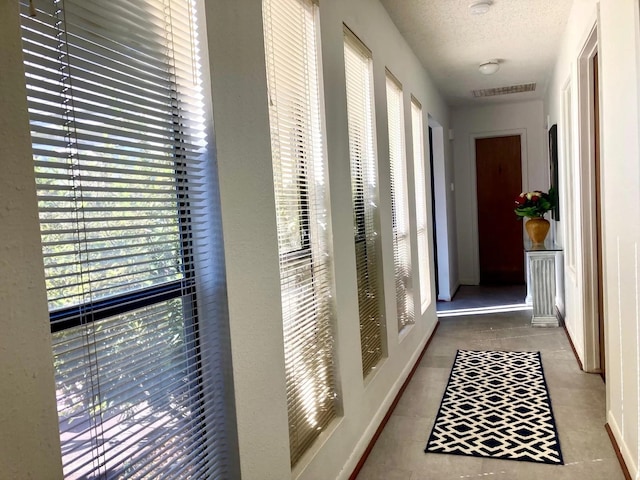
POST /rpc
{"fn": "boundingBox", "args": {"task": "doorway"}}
[569,30,617,480]
[576,24,603,375]
[593,52,605,380]
[475,135,525,284]
[427,116,452,301]
[428,126,439,298]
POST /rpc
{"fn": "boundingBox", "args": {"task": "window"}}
[20,0,236,478]
[411,98,431,312]
[262,0,337,466]
[386,71,415,330]
[343,28,383,377]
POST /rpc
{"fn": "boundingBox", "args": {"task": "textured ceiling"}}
[378,0,574,107]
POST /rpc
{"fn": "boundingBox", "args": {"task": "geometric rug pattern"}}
[425,350,563,465]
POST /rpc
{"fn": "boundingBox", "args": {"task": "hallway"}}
[4,1,640,478]
[356,304,623,479]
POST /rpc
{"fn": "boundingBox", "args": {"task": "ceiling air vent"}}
[472,83,536,98]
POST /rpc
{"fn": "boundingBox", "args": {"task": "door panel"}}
[475,135,524,284]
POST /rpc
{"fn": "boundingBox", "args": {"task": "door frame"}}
[428,125,440,298]
[576,22,602,373]
[427,115,452,300]
[469,129,529,284]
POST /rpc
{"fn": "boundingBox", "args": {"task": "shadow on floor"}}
[436,284,530,316]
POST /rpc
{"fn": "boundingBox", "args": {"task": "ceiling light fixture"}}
[469,0,492,15]
[479,60,500,75]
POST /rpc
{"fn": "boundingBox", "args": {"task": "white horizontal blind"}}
[20,0,238,478]
[343,29,383,378]
[386,72,415,330]
[262,0,337,466]
[411,98,431,312]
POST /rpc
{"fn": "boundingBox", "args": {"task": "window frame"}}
[19,0,234,477]
[262,0,338,466]
[343,26,384,377]
[411,96,432,313]
[385,69,415,331]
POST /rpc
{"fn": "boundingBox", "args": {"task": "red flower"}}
[530,195,540,202]
[515,196,526,206]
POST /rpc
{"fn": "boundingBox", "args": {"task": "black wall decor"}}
[549,124,559,220]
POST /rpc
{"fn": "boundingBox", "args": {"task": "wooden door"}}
[475,135,524,284]
[594,52,605,381]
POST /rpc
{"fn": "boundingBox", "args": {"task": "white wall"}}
[598,1,640,474]
[0,1,64,477]
[430,117,459,301]
[544,0,640,476]
[544,0,598,377]
[0,1,451,479]
[202,2,292,477]
[313,1,450,477]
[205,1,450,478]
[451,100,547,285]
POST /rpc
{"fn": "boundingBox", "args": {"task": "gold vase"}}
[525,217,550,245]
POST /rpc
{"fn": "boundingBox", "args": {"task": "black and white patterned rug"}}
[425,350,563,465]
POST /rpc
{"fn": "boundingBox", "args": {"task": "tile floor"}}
[356,290,623,480]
